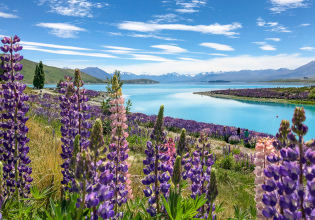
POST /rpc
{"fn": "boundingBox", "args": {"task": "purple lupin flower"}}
[142,105,171,217]
[189,132,214,218]
[261,107,315,219]
[0,35,32,202]
[59,69,91,186]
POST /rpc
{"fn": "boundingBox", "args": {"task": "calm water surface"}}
[47,82,315,141]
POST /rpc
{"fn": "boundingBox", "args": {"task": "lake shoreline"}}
[193,91,315,106]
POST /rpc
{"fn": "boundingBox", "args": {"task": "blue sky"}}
[1,0,315,75]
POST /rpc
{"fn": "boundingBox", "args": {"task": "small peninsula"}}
[194,86,315,105]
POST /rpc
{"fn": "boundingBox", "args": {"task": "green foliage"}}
[309,88,315,99]
[102,117,112,136]
[33,61,45,89]
[232,148,241,155]
[161,190,207,220]
[218,156,233,170]
[227,205,257,220]
[45,193,89,220]
[101,98,111,116]
[1,186,55,220]
[126,99,132,114]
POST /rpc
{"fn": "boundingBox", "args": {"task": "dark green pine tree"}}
[38,61,45,89]
[33,64,39,89]
[33,61,45,89]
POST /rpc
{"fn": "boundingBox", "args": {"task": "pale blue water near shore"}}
[46,82,315,141]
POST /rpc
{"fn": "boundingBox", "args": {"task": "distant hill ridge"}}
[20,59,104,84]
[82,60,315,83]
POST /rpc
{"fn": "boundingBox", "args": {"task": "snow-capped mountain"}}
[81,60,315,83]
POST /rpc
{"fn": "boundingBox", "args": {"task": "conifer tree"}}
[33,61,45,89]
[38,61,45,89]
[33,64,39,89]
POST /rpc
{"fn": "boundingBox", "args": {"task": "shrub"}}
[228,135,240,144]
[219,156,233,170]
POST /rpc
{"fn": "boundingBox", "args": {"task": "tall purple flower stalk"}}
[0,36,32,203]
[142,105,171,217]
[106,72,130,218]
[189,133,215,219]
[73,119,115,220]
[59,69,91,186]
[261,107,315,219]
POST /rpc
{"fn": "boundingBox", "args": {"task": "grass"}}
[20,58,104,84]
[27,117,63,198]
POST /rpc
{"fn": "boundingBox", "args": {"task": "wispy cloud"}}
[102,46,138,54]
[21,41,92,50]
[175,0,207,13]
[269,0,308,13]
[150,14,180,23]
[127,33,181,41]
[300,47,315,51]
[129,54,171,62]
[252,42,277,51]
[209,53,228,56]
[265,38,281,41]
[39,0,106,17]
[299,23,310,27]
[103,46,138,51]
[200,42,234,51]
[151,45,187,53]
[36,23,86,38]
[118,21,242,36]
[23,45,117,58]
[178,57,200,61]
[0,12,19,18]
[257,18,291,33]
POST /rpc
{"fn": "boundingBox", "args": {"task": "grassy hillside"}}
[20,59,104,84]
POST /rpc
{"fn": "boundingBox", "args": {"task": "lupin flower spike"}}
[0,35,32,203]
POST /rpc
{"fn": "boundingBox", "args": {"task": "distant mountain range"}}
[81,61,315,83]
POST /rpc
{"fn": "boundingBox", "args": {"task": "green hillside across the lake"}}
[20,59,104,84]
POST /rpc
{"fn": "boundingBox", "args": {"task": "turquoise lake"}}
[47,82,315,141]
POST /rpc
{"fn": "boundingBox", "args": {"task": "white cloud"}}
[39,0,106,17]
[0,12,19,18]
[127,33,180,41]
[103,46,138,51]
[99,54,315,75]
[175,0,206,13]
[209,53,228,56]
[300,23,310,27]
[21,41,91,50]
[300,47,315,51]
[36,23,86,38]
[260,45,276,51]
[252,41,276,51]
[257,18,291,33]
[175,8,199,13]
[200,42,234,51]
[269,0,307,13]
[151,45,187,53]
[151,14,180,23]
[118,21,242,36]
[23,45,117,58]
[266,38,281,41]
[178,57,200,61]
[129,54,171,62]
